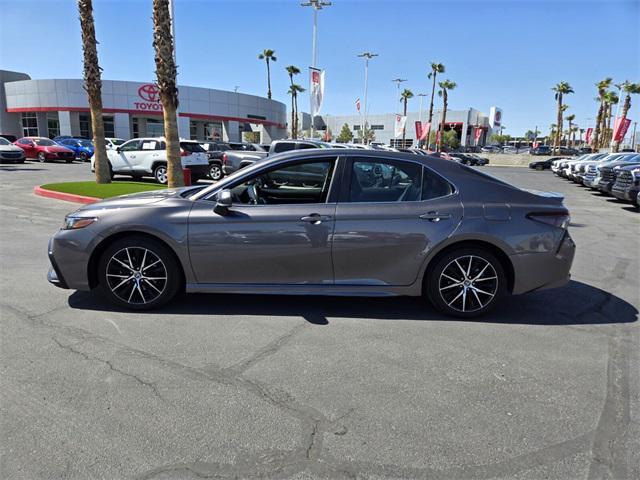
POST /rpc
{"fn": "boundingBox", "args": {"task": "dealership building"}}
[0,70,287,143]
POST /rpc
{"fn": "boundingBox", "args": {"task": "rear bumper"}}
[510,231,575,295]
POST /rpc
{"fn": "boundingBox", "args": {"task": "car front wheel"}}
[426,247,506,318]
[97,235,181,310]
[209,163,223,181]
[154,164,168,184]
[37,152,47,163]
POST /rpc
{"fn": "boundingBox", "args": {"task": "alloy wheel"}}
[38,152,46,163]
[438,255,498,313]
[209,164,222,181]
[105,247,167,305]
[155,166,168,184]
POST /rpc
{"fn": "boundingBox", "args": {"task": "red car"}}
[14,137,75,163]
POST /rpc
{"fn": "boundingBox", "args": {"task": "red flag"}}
[419,122,431,141]
[415,121,423,139]
[585,127,593,144]
[613,117,631,142]
[473,127,483,143]
[355,98,361,113]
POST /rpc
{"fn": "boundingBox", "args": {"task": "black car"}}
[529,159,552,170]
[530,145,552,156]
[454,153,488,166]
[199,141,231,181]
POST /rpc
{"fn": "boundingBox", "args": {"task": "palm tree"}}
[613,81,640,151]
[565,113,576,148]
[258,49,277,99]
[151,0,182,188]
[287,84,305,139]
[551,81,574,153]
[77,0,110,184]
[426,62,445,147]
[436,80,457,152]
[602,90,619,147]
[400,88,414,143]
[592,77,612,151]
[285,65,301,138]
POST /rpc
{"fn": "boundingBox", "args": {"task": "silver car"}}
[47,150,575,318]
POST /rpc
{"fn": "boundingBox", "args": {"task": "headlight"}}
[63,216,97,230]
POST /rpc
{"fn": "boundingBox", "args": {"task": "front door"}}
[108,139,139,172]
[188,157,339,285]
[332,156,463,286]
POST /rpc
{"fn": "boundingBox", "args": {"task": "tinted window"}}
[180,142,205,153]
[422,167,453,200]
[298,143,318,150]
[349,159,422,203]
[273,142,296,153]
[120,140,141,152]
[228,159,336,205]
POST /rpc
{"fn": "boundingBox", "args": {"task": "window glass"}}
[349,159,423,203]
[103,116,115,138]
[273,142,296,153]
[180,142,205,153]
[34,139,55,146]
[120,140,141,152]
[141,140,158,150]
[298,143,317,150]
[422,167,453,200]
[21,113,38,137]
[79,114,91,139]
[227,159,336,205]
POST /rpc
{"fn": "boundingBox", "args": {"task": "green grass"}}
[40,181,166,199]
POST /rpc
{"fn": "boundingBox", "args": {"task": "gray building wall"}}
[0,70,31,137]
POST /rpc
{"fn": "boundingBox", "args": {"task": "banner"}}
[355,98,361,113]
[613,117,631,142]
[309,67,325,116]
[473,127,483,144]
[419,122,431,141]
[394,115,407,138]
[585,127,593,145]
[415,121,423,139]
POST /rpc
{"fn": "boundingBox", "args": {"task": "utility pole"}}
[391,78,407,114]
[357,52,378,145]
[301,1,331,139]
[632,121,637,150]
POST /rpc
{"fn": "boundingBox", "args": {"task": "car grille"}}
[613,171,634,192]
[1,152,22,159]
[600,166,616,183]
[56,152,73,158]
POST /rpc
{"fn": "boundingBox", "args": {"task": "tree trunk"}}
[613,94,631,153]
[290,93,295,138]
[592,99,604,152]
[426,72,437,149]
[78,0,110,184]
[567,120,572,148]
[153,0,183,188]
[402,98,407,143]
[554,95,562,154]
[438,90,448,152]
[266,59,272,99]
[605,103,613,147]
[293,93,299,139]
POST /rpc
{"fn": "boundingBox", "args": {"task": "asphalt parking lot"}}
[1,161,638,479]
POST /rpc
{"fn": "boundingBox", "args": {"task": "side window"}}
[227,158,336,205]
[422,167,453,200]
[297,143,317,150]
[156,141,166,150]
[119,140,140,152]
[273,142,296,153]
[349,158,422,203]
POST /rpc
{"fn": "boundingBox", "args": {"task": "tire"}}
[37,152,47,163]
[153,164,168,184]
[79,152,88,162]
[536,165,543,171]
[425,247,507,318]
[97,235,181,310]
[65,159,73,164]
[209,163,223,181]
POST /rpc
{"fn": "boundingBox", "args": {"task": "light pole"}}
[357,52,378,145]
[301,1,331,139]
[391,78,407,114]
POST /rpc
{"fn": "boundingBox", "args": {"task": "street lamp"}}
[357,52,378,145]
[301,1,332,139]
[417,93,427,123]
[391,78,407,114]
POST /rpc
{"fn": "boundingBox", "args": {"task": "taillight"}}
[527,211,571,229]
[222,153,228,165]
[180,149,188,157]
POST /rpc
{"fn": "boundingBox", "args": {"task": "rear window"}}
[298,143,318,150]
[180,142,205,153]
[273,142,297,153]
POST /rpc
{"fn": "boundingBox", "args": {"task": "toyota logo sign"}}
[138,84,160,102]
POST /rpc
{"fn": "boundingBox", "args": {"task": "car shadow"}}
[0,166,47,171]
[67,280,638,326]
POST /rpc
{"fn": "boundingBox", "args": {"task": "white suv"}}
[94,137,209,184]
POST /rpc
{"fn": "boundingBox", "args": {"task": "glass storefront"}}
[47,112,60,138]
[146,118,164,137]
[21,112,38,137]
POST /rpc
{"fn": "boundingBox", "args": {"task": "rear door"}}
[332,156,463,286]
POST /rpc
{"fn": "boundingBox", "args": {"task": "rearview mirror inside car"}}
[214,189,232,215]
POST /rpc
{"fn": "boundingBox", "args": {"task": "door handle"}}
[301,214,332,224]
[420,211,451,222]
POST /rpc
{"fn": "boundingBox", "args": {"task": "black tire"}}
[97,235,182,310]
[153,164,168,184]
[37,152,47,163]
[536,165,543,171]
[425,247,507,318]
[79,152,89,162]
[65,159,74,164]
[209,163,223,181]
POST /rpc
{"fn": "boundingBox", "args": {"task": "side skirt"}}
[185,283,422,297]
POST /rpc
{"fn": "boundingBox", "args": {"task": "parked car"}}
[57,138,95,161]
[268,139,332,155]
[48,149,576,317]
[14,137,75,162]
[105,138,126,150]
[222,143,269,175]
[481,145,502,153]
[199,141,231,181]
[96,137,209,184]
[530,145,552,156]
[0,134,18,143]
[455,153,488,166]
[565,153,610,181]
[0,136,26,163]
[611,164,640,206]
[596,155,640,194]
[529,159,552,170]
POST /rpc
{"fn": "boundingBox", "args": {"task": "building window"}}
[146,118,164,137]
[353,125,361,131]
[46,112,60,138]
[190,121,198,140]
[132,118,139,138]
[79,113,91,138]
[103,116,115,138]
[21,112,38,137]
[371,124,384,130]
[206,122,222,140]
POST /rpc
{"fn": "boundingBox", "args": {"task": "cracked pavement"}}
[1,162,638,479]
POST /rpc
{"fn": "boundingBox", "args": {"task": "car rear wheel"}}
[154,164,168,184]
[425,247,506,318]
[97,236,181,310]
[209,163,223,181]
[37,152,47,163]
[536,164,544,171]
[80,152,88,162]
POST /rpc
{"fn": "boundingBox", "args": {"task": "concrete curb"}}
[34,186,100,204]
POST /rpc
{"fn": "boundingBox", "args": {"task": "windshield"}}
[34,139,55,146]
[0,137,10,145]
[79,140,93,147]
[110,139,125,146]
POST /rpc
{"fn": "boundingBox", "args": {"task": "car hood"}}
[74,187,196,214]
[0,145,22,152]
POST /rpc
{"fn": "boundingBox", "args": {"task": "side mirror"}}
[214,189,232,215]
[115,146,121,153]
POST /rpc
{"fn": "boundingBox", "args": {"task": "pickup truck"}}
[221,142,268,175]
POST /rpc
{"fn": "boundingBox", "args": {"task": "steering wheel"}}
[247,181,266,205]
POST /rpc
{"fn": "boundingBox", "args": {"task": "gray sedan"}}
[47,150,575,317]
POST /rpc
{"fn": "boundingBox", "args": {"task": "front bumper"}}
[611,186,639,203]
[47,238,69,289]
[47,233,92,291]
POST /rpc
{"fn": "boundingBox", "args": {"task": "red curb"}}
[34,186,100,204]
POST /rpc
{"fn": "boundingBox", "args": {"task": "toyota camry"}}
[47,149,575,318]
